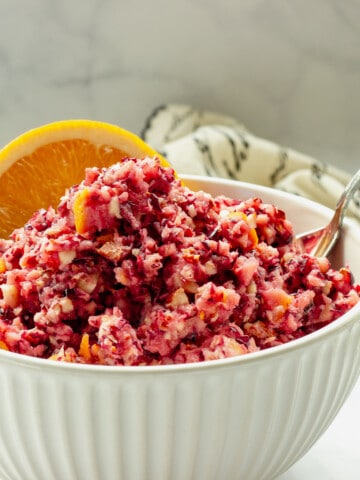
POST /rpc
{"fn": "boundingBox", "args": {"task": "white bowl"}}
[0,175,360,480]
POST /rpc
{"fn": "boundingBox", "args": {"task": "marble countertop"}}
[0,1,359,478]
[0,0,360,175]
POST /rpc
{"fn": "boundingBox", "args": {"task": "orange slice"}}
[0,119,168,238]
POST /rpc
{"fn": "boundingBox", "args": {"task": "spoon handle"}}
[335,167,360,227]
[311,167,360,257]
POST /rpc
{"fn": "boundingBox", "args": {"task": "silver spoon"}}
[296,167,360,257]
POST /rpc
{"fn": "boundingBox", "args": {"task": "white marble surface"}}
[0,0,360,174]
[0,1,359,478]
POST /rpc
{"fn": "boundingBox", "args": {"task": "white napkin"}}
[141,104,360,220]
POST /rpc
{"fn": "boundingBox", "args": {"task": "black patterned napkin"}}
[141,104,360,220]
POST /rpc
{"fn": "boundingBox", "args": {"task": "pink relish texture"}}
[0,157,359,365]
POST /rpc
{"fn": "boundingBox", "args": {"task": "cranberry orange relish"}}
[0,157,358,365]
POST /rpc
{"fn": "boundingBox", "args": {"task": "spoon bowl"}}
[296,167,360,257]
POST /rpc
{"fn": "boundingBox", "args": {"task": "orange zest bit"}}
[73,188,90,234]
[0,340,9,351]
[249,228,259,246]
[228,211,258,247]
[79,333,92,362]
[0,257,6,273]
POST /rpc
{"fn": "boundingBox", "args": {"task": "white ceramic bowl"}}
[1,175,360,480]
